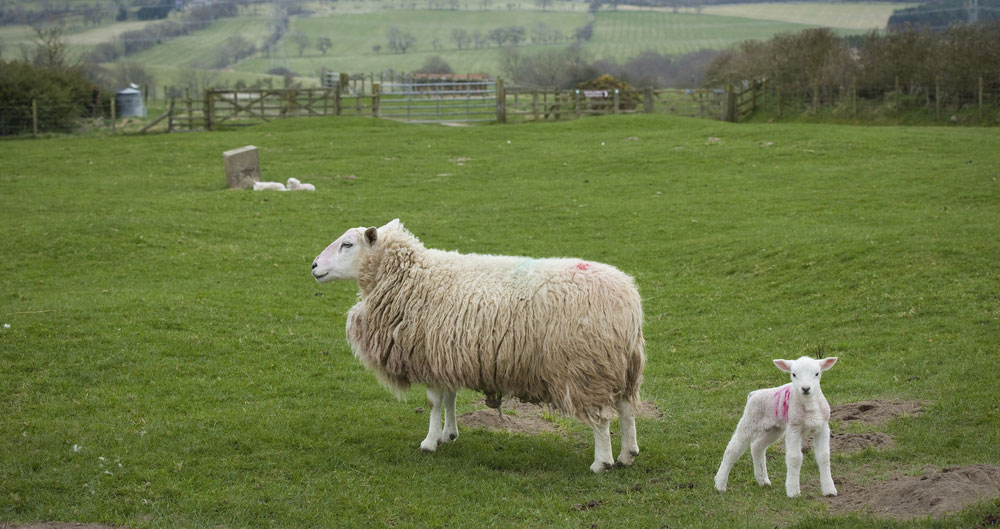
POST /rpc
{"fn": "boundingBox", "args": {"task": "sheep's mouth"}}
[313,271,329,281]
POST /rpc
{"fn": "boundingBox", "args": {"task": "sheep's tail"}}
[623,327,646,407]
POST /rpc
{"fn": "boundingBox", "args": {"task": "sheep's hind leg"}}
[420,386,444,452]
[439,389,459,444]
[751,426,783,487]
[590,419,615,473]
[715,428,750,492]
[615,399,639,467]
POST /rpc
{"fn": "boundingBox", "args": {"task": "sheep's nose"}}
[311,262,318,269]
[801,386,811,395]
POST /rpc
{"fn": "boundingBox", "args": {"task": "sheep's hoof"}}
[590,461,614,473]
[419,440,437,452]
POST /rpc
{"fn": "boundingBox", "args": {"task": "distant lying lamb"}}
[286,177,315,191]
[312,219,646,473]
[714,356,839,497]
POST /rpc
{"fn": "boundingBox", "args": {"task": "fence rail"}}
[5,73,999,137]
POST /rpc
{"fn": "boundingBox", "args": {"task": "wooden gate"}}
[379,80,497,123]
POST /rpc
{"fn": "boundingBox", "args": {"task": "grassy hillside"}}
[4,2,903,89]
[1,115,998,528]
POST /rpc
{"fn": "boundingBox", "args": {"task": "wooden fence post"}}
[574,90,581,118]
[895,76,900,118]
[185,88,193,131]
[935,77,941,121]
[532,91,539,121]
[335,86,342,116]
[372,83,381,117]
[776,84,782,117]
[643,87,653,113]
[852,76,857,119]
[979,75,984,120]
[168,98,175,132]
[724,84,735,122]
[32,99,38,137]
[613,89,620,114]
[496,78,506,123]
[812,78,819,114]
[760,79,766,114]
[111,95,116,131]
[205,90,214,131]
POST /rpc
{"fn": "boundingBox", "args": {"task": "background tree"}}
[290,30,311,56]
[316,37,333,55]
[387,27,416,53]
[413,55,454,74]
[451,28,470,50]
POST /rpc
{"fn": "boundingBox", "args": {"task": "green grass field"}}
[1,115,998,528]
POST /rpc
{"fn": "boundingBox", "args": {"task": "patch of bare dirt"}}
[831,432,895,454]
[827,465,1000,519]
[458,399,663,436]
[831,400,927,426]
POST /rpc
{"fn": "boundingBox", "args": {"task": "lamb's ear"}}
[773,359,792,373]
[819,357,838,371]
[364,227,378,245]
[384,218,401,230]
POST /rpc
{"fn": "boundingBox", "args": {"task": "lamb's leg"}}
[420,386,444,452]
[784,429,804,498]
[440,389,459,444]
[590,420,614,473]
[715,427,750,492]
[814,424,837,496]
[750,426,783,487]
[615,399,639,467]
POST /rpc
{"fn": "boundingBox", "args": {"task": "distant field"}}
[700,2,914,30]
[584,11,814,61]
[3,2,906,88]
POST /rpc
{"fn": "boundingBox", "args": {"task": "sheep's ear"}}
[364,227,378,246]
[773,359,792,373]
[385,218,401,230]
[819,357,838,371]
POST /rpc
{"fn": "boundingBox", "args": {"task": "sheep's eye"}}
[341,242,353,249]
[792,373,797,378]
[815,372,819,377]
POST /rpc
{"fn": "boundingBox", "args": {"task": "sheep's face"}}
[774,356,837,397]
[312,227,374,283]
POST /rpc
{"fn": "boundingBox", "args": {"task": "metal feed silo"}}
[115,84,146,118]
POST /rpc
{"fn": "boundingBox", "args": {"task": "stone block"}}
[223,145,261,189]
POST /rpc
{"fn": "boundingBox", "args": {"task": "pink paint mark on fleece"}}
[775,384,792,421]
[576,262,591,271]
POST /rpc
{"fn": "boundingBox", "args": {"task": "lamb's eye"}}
[342,242,353,249]
[815,372,819,377]
[792,373,797,378]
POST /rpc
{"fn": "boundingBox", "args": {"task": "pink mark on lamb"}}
[775,384,791,421]
[576,262,591,271]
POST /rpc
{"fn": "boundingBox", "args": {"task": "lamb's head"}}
[774,356,837,397]
[311,219,402,283]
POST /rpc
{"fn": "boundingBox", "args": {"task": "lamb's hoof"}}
[823,488,838,497]
[757,479,771,487]
[438,432,458,444]
[786,490,800,498]
[590,461,614,473]
[419,439,437,452]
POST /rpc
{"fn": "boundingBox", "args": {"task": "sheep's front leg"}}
[440,389,459,444]
[615,399,639,467]
[590,420,614,473]
[420,386,444,452]
[814,424,837,496]
[784,429,804,498]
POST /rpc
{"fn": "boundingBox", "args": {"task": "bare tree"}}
[290,30,310,56]
[387,27,416,53]
[30,21,71,69]
[316,37,333,55]
[451,28,470,50]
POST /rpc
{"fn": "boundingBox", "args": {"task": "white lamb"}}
[714,356,839,497]
[253,181,286,191]
[311,219,645,473]
[287,177,316,191]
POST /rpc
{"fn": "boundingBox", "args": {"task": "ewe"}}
[714,356,839,497]
[312,219,645,473]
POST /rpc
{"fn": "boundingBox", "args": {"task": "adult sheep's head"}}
[311,219,400,283]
